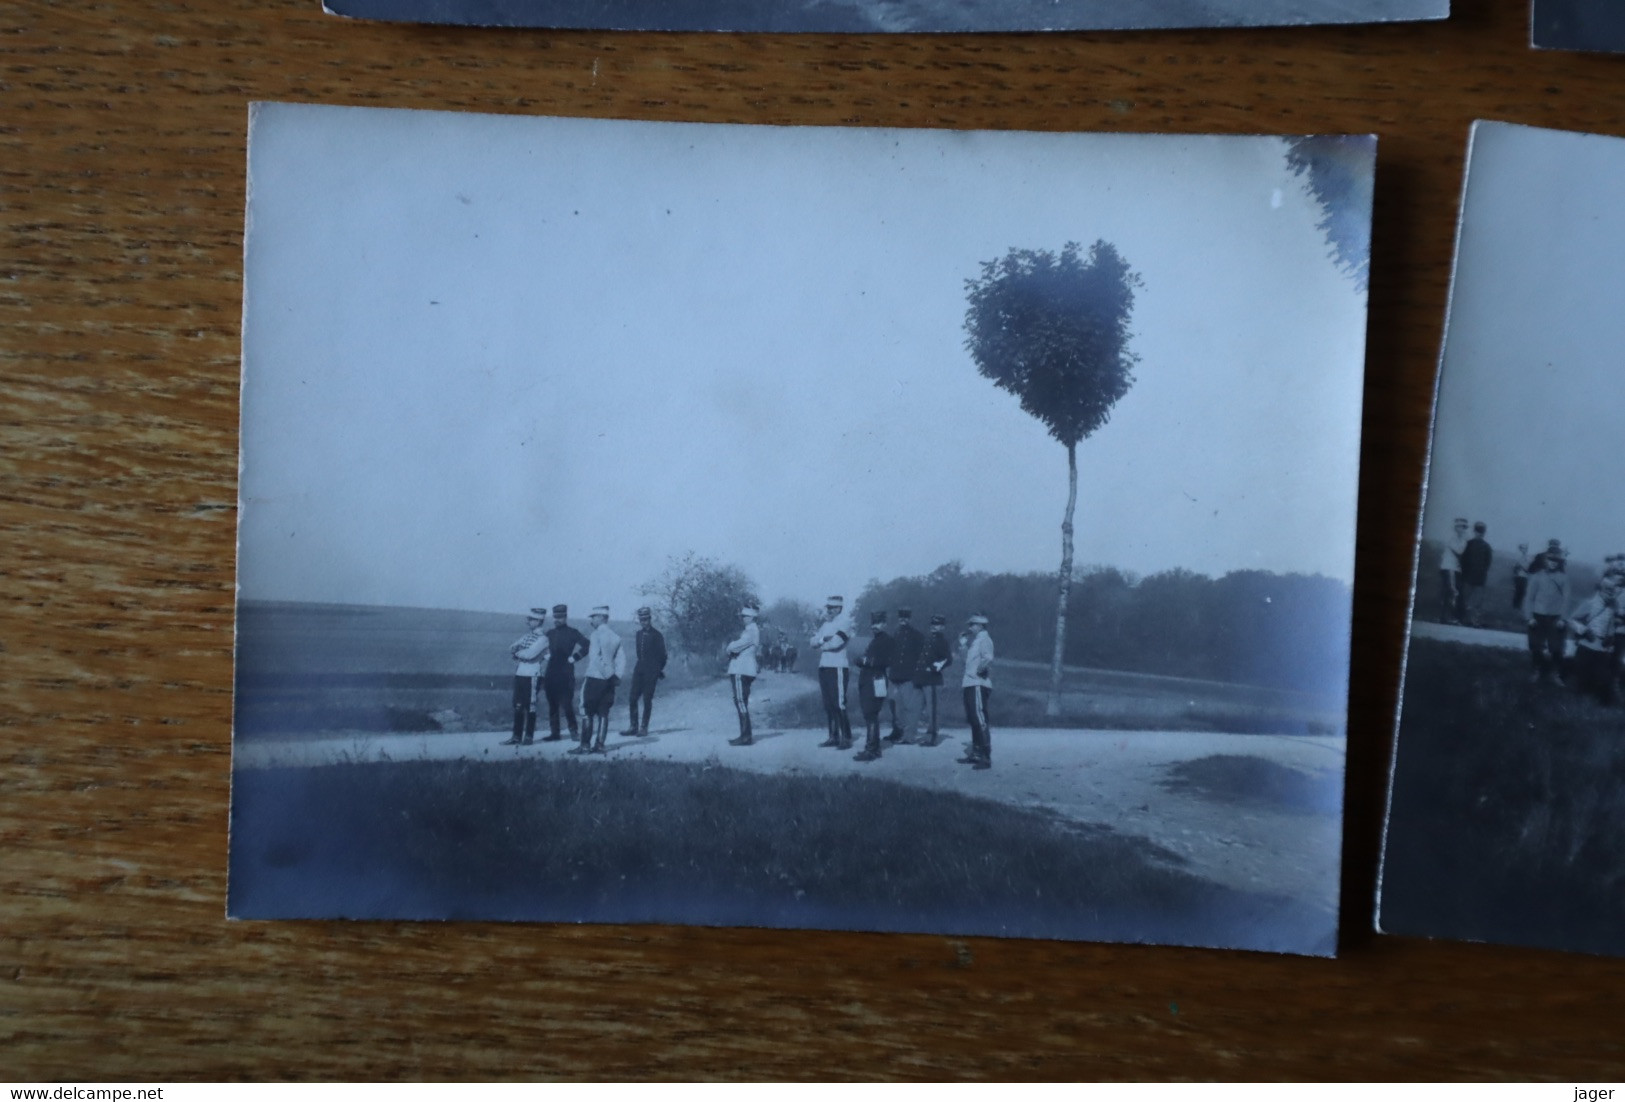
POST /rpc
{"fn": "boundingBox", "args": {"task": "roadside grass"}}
[760,677,1334,735]
[230,756,1327,951]
[1383,638,1625,953]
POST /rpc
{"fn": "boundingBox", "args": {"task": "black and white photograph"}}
[1380,121,1625,956]
[1532,0,1625,52]
[324,0,1447,32]
[229,102,1372,955]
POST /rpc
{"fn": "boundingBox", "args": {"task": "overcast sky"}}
[1423,122,1625,565]
[238,103,1369,616]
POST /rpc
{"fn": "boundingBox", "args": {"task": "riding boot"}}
[523,713,537,744]
[819,714,838,748]
[855,717,881,762]
[837,712,853,750]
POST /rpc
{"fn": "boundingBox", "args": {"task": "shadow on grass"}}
[230,757,1332,954]
[1159,754,1343,816]
[1382,638,1625,955]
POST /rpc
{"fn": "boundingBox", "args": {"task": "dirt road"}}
[237,672,1346,918]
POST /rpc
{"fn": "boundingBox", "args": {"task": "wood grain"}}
[5,0,1625,1080]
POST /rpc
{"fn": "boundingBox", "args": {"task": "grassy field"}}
[1382,637,1625,954]
[229,756,1326,952]
[235,601,719,738]
[764,662,1340,736]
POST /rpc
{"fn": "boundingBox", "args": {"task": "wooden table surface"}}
[5,0,1625,1081]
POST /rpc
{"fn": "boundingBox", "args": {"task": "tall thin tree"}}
[963,240,1142,715]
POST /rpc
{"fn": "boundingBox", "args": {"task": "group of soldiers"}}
[1437,516,1625,703]
[745,634,799,674]
[506,595,998,770]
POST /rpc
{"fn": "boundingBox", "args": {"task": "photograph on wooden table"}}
[1380,121,1625,957]
[324,0,1447,32]
[1532,0,1625,52]
[230,102,1372,955]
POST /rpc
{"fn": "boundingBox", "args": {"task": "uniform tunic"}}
[858,628,895,721]
[962,630,995,762]
[727,622,761,677]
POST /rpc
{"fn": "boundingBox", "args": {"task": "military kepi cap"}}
[741,606,759,619]
[930,614,946,626]
[896,607,912,618]
[870,610,887,625]
[826,595,844,606]
[591,605,610,618]
[967,613,990,626]
[552,604,569,616]
[636,606,653,619]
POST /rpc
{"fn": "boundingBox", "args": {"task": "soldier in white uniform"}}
[959,613,994,770]
[574,605,625,755]
[503,607,550,746]
[726,606,761,747]
[811,595,854,750]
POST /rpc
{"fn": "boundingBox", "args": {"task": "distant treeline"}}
[851,561,1351,697]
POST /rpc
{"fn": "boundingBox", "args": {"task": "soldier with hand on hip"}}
[959,614,995,770]
[542,603,590,743]
[623,606,667,738]
[913,614,953,747]
[883,607,924,746]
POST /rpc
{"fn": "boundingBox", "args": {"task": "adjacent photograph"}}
[324,0,1447,32]
[1379,121,1625,957]
[1532,0,1625,52]
[230,102,1372,955]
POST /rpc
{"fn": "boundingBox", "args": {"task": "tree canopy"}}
[962,240,1142,449]
[1285,135,1375,293]
[637,552,761,658]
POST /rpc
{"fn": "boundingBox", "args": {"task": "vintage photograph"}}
[1380,122,1625,956]
[1532,0,1625,52]
[230,103,1372,954]
[324,0,1448,32]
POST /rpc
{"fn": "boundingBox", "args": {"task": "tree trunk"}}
[1048,441,1077,717]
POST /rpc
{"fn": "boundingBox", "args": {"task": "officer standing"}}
[542,603,590,743]
[883,607,924,745]
[913,614,953,746]
[1525,540,1570,684]
[1441,517,1469,624]
[575,605,625,754]
[503,607,550,746]
[855,610,895,763]
[811,595,854,749]
[623,606,667,737]
[726,605,761,747]
[959,613,994,770]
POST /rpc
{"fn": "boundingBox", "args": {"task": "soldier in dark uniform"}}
[542,603,589,742]
[855,610,895,763]
[623,606,667,737]
[884,607,924,745]
[913,614,953,747]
